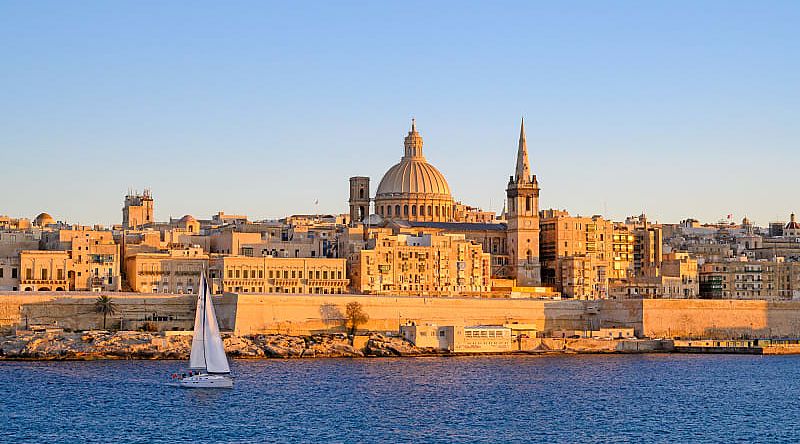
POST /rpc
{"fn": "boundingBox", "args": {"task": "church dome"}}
[374,120,454,222]
[179,214,197,223]
[376,159,451,197]
[34,212,54,227]
[786,213,800,230]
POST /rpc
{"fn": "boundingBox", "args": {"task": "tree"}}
[94,295,118,330]
[345,301,369,344]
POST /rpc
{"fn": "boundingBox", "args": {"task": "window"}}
[0,268,3,278]
[411,206,416,216]
[404,205,409,216]
[12,268,17,279]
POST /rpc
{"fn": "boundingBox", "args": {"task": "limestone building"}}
[122,189,154,228]
[346,119,542,288]
[124,247,209,293]
[208,256,348,294]
[540,210,635,298]
[349,231,491,296]
[19,250,71,291]
[38,228,122,291]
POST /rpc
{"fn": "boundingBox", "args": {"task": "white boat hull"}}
[178,374,233,388]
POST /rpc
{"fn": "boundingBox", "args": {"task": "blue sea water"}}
[1,355,799,443]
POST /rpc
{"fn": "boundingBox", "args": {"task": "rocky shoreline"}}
[0,331,433,361]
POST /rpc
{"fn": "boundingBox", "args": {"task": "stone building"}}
[348,231,491,296]
[19,250,71,291]
[208,256,348,295]
[699,259,800,300]
[122,189,154,229]
[124,247,209,293]
[539,210,635,298]
[40,228,122,291]
[346,119,541,288]
[0,232,39,291]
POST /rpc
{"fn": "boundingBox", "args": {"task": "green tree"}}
[94,295,118,330]
[345,301,369,344]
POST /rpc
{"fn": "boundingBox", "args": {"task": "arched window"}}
[387,206,392,216]
[359,188,365,199]
[411,206,417,216]
[427,205,432,218]
[525,196,532,212]
[396,205,401,216]
[419,205,424,216]
[526,250,533,262]
[403,205,409,216]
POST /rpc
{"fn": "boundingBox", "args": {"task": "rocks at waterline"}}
[0,331,424,360]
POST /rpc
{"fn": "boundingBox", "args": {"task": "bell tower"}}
[506,118,541,286]
[348,176,370,226]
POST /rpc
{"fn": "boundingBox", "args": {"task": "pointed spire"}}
[515,117,531,183]
[411,117,416,133]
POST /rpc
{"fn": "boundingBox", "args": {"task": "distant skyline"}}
[1,1,798,226]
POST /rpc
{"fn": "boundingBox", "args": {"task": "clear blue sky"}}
[1,1,798,226]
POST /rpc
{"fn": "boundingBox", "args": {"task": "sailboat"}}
[177,272,233,388]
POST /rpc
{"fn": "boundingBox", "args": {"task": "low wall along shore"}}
[3,292,800,339]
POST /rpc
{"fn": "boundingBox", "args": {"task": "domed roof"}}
[375,120,452,199]
[786,213,800,230]
[376,159,451,197]
[34,212,54,226]
[179,214,197,223]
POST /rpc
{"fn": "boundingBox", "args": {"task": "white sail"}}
[188,273,230,374]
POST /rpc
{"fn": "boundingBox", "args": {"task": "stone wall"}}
[228,294,589,335]
[5,292,800,339]
[639,299,800,338]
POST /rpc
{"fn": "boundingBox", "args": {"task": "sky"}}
[1,1,798,227]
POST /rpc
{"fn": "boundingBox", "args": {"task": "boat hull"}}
[178,374,234,389]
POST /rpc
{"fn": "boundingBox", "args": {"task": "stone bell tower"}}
[348,176,370,226]
[506,118,541,286]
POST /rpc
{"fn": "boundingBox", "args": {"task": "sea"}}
[2,355,799,443]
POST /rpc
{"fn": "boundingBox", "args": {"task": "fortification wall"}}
[640,299,800,339]
[0,293,206,332]
[5,292,800,339]
[229,294,589,335]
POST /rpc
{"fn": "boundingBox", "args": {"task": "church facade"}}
[348,118,541,286]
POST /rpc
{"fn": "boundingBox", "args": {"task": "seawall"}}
[4,292,800,339]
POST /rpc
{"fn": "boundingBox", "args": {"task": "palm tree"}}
[94,295,118,330]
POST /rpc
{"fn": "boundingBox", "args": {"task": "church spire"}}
[515,117,531,183]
